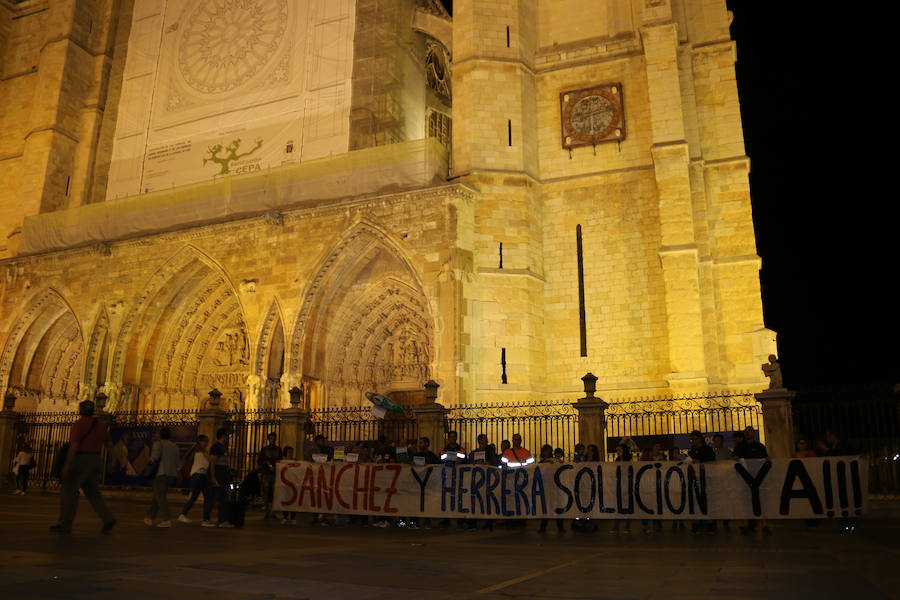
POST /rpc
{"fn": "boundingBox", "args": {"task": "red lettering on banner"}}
[279,465,298,506]
[335,464,353,509]
[298,465,316,508]
[316,464,336,510]
[369,465,384,512]
[353,464,370,510]
[383,464,402,513]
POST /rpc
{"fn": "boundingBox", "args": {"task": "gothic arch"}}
[251,299,285,411]
[288,220,434,407]
[109,245,249,411]
[0,288,84,410]
[82,306,111,394]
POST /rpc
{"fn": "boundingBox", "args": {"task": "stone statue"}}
[761,354,784,390]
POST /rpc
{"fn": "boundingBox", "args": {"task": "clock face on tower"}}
[560,84,625,149]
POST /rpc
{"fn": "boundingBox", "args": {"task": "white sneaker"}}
[177,514,191,524]
[143,518,154,527]
[201,521,217,528]
[156,520,172,528]
[218,522,235,529]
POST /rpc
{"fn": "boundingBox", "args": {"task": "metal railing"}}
[446,401,579,459]
[308,405,417,447]
[227,409,280,482]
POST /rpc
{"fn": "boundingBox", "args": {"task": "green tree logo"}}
[203,137,263,175]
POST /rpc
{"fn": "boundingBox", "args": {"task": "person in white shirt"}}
[144,427,182,528]
[12,443,34,495]
[178,434,210,523]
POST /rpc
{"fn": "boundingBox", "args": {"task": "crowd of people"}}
[19,399,858,535]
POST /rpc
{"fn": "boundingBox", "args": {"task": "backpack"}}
[51,419,98,481]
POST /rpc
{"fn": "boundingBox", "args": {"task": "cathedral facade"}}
[0,0,775,412]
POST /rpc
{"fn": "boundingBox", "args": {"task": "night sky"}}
[440,1,896,389]
[728,2,896,389]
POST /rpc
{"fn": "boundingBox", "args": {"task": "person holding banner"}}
[687,430,717,534]
[501,434,534,468]
[538,445,566,533]
[610,443,633,534]
[466,434,500,531]
[257,432,283,521]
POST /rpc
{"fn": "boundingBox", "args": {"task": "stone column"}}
[412,380,448,450]
[755,388,796,458]
[280,387,311,458]
[0,392,20,489]
[197,389,229,442]
[94,392,113,425]
[572,373,609,460]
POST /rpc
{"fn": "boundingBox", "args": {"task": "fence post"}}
[280,387,311,458]
[413,380,448,450]
[573,373,609,460]
[198,389,229,441]
[0,392,20,489]
[755,387,795,458]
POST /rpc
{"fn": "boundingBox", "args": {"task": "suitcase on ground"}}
[227,488,247,527]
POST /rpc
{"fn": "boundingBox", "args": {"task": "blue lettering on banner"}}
[486,467,501,515]
[470,466,486,514]
[500,468,514,516]
[457,466,471,514]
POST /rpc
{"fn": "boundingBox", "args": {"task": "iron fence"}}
[793,396,900,495]
[604,393,763,459]
[227,410,280,482]
[12,409,199,490]
[308,406,417,448]
[446,401,579,459]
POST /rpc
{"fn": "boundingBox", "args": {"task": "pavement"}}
[0,491,897,600]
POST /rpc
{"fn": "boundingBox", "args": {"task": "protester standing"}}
[501,433,534,467]
[687,430,716,533]
[204,427,235,528]
[281,446,298,525]
[610,444,632,534]
[178,434,210,523]
[12,442,33,495]
[711,434,732,462]
[733,426,769,535]
[538,445,566,533]
[257,432,283,521]
[144,427,181,528]
[50,400,116,534]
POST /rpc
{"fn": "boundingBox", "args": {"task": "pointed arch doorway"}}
[290,225,434,409]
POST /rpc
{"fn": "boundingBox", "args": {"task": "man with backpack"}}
[50,400,116,533]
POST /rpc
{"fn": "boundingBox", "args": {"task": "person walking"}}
[50,400,116,534]
[257,432,283,521]
[178,434,210,523]
[203,427,235,528]
[144,427,181,528]
[12,442,34,495]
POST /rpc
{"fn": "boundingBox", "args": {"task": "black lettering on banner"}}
[574,466,596,513]
[470,466,486,514]
[441,465,457,512]
[664,466,686,514]
[634,464,655,515]
[850,459,863,515]
[615,465,635,514]
[411,466,435,512]
[778,459,823,516]
[596,465,614,513]
[531,467,546,516]
[486,467,501,515]
[836,460,849,517]
[822,460,834,517]
[501,468,515,516]
[654,463,664,515]
[554,465,574,514]
[734,460,772,517]
[687,464,707,515]
[457,466,471,514]
[513,468,531,516]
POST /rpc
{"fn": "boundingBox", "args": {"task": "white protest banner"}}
[275,458,867,520]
